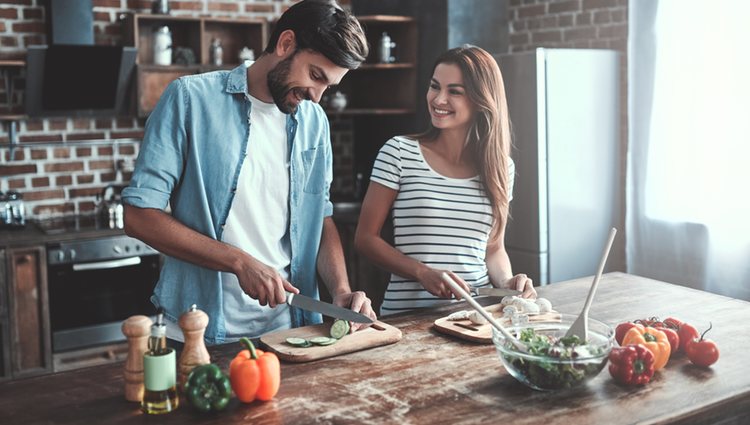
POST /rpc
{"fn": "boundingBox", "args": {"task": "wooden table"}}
[2,272,749,424]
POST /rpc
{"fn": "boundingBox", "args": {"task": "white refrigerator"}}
[494,48,621,285]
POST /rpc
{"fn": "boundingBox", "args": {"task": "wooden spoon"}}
[564,227,617,341]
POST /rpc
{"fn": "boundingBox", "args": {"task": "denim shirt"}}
[122,63,333,344]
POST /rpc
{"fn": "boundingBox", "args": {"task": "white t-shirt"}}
[165,93,293,343]
[220,93,293,340]
[370,136,515,315]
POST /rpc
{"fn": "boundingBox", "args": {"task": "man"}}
[122,0,376,344]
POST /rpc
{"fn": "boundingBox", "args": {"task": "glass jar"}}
[153,26,172,66]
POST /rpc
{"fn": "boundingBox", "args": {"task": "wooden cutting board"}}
[433,303,561,344]
[260,321,402,363]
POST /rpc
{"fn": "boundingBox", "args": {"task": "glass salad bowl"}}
[491,314,614,391]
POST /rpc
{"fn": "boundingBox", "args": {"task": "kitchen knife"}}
[471,287,522,297]
[286,292,373,323]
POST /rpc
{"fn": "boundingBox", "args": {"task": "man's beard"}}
[267,52,308,114]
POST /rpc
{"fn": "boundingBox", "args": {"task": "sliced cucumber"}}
[309,336,338,346]
[330,319,350,339]
[286,337,311,347]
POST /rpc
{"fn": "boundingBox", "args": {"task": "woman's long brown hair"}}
[414,45,512,241]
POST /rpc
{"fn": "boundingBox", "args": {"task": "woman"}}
[355,45,536,315]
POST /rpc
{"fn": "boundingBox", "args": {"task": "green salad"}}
[502,328,607,390]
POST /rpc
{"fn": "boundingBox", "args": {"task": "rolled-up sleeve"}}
[122,79,188,210]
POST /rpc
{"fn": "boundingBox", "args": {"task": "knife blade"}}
[472,287,522,297]
[286,292,373,323]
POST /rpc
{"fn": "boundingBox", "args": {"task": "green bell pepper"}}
[183,363,232,413]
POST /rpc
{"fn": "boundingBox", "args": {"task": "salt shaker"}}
[177,304,210,389]
[121,315,153,402]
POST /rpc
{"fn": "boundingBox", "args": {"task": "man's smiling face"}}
[267,49,349,114]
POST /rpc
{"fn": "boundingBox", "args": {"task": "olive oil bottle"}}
[142,310,178,414]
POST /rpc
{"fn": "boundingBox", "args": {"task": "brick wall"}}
[0,0,354,219]
[506,0,629,272]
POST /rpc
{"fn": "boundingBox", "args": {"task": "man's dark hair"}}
[264,0,368,70]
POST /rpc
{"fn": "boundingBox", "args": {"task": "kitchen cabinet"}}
[4,245,52,379]
[123,14,267,117]
[325,15,417,116]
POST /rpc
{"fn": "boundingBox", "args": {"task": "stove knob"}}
[69,249,76,261]
[57,251,65,262]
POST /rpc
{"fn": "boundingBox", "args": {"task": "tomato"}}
[678,323,700,353]
[654,326,680,356]
[685,323,719,367]
[663,317,683,329]
[615,322,638,346]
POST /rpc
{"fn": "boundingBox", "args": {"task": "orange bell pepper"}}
[621,325,671,370]
[229,337,280,402]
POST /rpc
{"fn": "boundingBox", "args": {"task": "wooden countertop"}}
[1,272,748,424]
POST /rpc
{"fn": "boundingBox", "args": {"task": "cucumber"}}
[309,336,338,346]
[286,337,311,347]
[330,319,350,339]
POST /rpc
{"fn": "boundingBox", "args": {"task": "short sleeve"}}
[370,137,402,191]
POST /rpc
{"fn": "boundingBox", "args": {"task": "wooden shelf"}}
[0,114,27,121]
[329,14,417,115]
[124,13,267,116]
[0,60,25,68]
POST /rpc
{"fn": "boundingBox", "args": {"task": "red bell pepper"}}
[615,322,638,346]
[608,344,655,386]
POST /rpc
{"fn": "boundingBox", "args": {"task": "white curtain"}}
[628,0,750,301]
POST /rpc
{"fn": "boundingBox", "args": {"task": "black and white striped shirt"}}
[370,136,515,315]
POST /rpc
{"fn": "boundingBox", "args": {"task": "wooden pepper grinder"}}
[121,315,153,402]
[178,304,210,388]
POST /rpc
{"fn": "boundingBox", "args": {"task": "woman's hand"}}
[504,273,537,299]
[417,267,472,299]
[332,291,377,332]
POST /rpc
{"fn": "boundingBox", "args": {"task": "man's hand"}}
[332,291,377,332]
[236,256,299,307]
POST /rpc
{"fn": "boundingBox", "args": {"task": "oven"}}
[46,235,160,352]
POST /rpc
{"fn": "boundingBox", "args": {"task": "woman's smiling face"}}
[426,62,475,131]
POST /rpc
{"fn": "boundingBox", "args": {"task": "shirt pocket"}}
[301,146,326,194]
